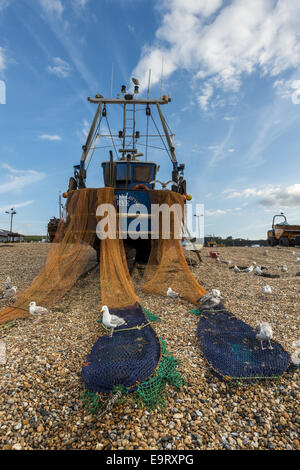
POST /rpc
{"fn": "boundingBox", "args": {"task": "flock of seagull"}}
[1,254,299,363]
[0,276,48,315]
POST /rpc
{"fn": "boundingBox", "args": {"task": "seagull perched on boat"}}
[0,286,17,299]
[29,302,48,316]
[5,276,12,290]
[150,180,178,189]
[167,287,179,299]
[200,290,221,309]
[101,305,127,337]
[256,322,273,350]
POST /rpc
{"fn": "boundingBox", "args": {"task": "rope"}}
[105,115,119,160]
[97,319,151,334]
[150,114,172,162]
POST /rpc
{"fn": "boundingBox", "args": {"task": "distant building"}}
[0,229,24,243]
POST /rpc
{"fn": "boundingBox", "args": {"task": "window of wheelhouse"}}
[133,165,153,183]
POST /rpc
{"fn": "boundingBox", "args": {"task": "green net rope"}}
[81,337,185,414]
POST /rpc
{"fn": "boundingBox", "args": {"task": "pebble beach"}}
[0,243,299,450]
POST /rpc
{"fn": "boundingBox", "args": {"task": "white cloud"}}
[38,134,62,141]
[72,0,88,8]
[205,207,242,217]
[207,123,235,166]
[133,0,300,110]
[274,79,300,105]
[0,0,11,12]
[77,119,89,143]
[0,200,34,212]
[0,164,45,195]
[47,57,71,78]
[0,46,6,73]
[260,184,300,207]
[39,0,64,18]
[128,24,135,33]
[223,184,300,207]
[223,185,281,199]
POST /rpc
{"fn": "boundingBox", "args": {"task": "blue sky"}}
[1,0,300,238]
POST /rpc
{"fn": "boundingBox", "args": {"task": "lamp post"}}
[5,208,17,242]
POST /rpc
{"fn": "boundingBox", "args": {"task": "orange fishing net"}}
[143,190,207,303]
[0,188,206,325]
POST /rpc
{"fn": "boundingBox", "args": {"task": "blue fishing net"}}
[81,303,161,393]
[195,303,291,381]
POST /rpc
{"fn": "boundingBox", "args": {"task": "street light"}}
[5,208,17,242]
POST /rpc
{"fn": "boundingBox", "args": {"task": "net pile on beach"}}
[0,188,206,408]
[0,188,291,408]
[192,303,291,381]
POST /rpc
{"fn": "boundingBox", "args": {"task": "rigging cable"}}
[145,113,149,161]
[105,114,119,160]
[150,114,172,162]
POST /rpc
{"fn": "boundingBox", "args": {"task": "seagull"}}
[292,340,300,365]
[101,305,127,337]
[167,287,179,299]
[256,322,273,350]
[296,258,300,263]
[211,289,221,298]
[0,286,17,299]
[233,266,240,273]
[221,260,232,266]
[242,265,254,273]
[262,285,273,294]
[292,340,300,349]
[29,301,48,316]
[200,290,221,309]
[281,265,288,273]
[255,266,263,276]
[5,276,12,290]
[150,180,178,189]
[131,77,140,86]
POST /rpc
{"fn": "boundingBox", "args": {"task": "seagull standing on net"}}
[167,287,179,299]
[29,302,48,316]
[101,305,127,337]
[5,276,12,290]
[256,322,274,350]
[200,289,221,309]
